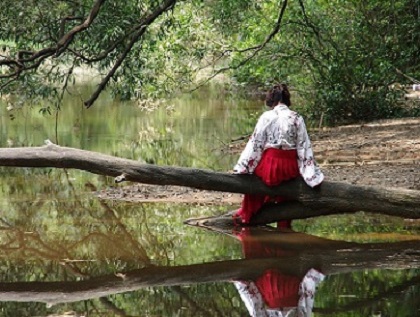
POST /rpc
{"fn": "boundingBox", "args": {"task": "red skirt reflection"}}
[236,227,300,309]
[234,228,325,315]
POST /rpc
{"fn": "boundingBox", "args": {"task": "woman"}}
[233,84,324,226]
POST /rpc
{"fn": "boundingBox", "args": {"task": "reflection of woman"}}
[234,228,325,317]
[234,269,324,317]
[233,84,324,227]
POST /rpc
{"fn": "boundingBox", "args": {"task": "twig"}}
[191,0,289,92]
[396,68,420,84]
[84,0,178,108]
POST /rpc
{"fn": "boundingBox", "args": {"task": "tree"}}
[0,1,275,105]
[228,0,420,124]
[0,0,292,110]
[1,0,419,122]
[0,0,179,108]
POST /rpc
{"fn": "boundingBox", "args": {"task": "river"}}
[0,85,419,317]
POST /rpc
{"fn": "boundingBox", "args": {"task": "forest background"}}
[0,0,419,125]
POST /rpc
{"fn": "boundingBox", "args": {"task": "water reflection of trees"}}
[0,173,156,276]
[0,223,419,316]
[0,172,419,316]
[315,272,420,316]
[0,171,244,316]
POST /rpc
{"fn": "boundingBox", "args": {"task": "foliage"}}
[1,0,419,123]
[225,0,420,124]
[305,0,420,124]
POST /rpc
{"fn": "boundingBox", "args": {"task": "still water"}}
[0,86,419,317]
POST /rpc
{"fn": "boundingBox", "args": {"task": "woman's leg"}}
[235,193,266,224]
[235,149,299,225]
[277,220,292,229]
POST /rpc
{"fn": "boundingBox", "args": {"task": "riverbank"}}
[97,117,420,203]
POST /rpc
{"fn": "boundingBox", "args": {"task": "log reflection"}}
[0,227,418,307]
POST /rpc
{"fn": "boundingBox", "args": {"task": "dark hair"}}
[265,84,291,107]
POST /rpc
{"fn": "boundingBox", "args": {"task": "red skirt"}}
[255,148,299,186]
[236,148,299,224]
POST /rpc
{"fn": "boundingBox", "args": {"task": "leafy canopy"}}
[1,0,419,124]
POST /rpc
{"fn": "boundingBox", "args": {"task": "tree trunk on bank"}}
[0,143,419,223]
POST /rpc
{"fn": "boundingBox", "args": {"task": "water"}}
[0,86,419,317]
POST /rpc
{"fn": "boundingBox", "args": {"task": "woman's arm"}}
[233,114,269,174]
[296,116,324,187]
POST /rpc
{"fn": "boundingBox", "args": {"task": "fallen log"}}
[0,142,419,221]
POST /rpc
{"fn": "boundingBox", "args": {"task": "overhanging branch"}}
[0,0,178,108]
[0,0,107,80]
[192,0,289,91]
[84,0,177,108]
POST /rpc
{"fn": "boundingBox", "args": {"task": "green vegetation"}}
[1,0,419,124]
[1,3,419,315]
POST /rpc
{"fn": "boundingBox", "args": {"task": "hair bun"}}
[265,83,291,107]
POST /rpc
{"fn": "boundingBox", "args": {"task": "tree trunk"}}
[0,142,419,222]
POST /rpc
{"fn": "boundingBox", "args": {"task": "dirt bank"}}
[97,117,420,204]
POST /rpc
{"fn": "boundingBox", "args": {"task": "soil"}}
[97,117,420,204]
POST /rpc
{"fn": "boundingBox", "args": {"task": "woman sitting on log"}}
[233,84,324,227]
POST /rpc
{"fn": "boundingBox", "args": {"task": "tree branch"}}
[0,0,179,108]
[84,0,178,108]
[192,0,289,91]
[55,0,107,56]
[0,0,107,81]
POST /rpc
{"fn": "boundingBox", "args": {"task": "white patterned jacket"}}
[233,104,324,187]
